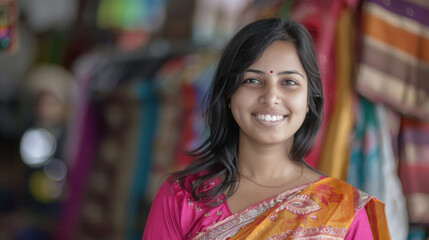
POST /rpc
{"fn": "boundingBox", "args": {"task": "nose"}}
[259,84,281,106]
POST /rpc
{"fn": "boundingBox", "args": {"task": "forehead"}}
[248,41,306,77]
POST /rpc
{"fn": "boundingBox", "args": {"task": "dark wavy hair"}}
[172,18,324,204]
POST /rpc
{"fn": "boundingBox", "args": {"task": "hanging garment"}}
[55,50,107,240]
[190,61,216,150]
[147,56,187,201]
[398,117,429,224]
[174,52,217,170]
[349,97,408,240]
[356,0,429,121]
[290,0,343,168]
[174,82,198,169]
[318,6,355,180]
[376,106,408,240]
[124,57,170,240]
[126,79,159,240]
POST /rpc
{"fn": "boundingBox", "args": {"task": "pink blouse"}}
[142,178,374,239]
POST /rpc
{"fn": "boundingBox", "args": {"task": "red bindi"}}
[270,70,273,74]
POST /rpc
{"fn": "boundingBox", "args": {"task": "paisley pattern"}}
[193,177,389,240]
[193,183,312,240]
[276,194,322,215]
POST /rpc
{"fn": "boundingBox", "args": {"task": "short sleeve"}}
[142,180,184,240]
[345,208,374,240]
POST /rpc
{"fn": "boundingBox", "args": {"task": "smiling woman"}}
[230,41,308,147]
[142,18,391,240]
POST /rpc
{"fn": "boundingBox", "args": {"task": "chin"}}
[253,135,293,146]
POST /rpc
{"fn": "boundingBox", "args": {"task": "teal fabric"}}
[127,79,159,240]
[348,97,384,199]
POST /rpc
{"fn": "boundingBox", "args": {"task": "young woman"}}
[143,18,390,240]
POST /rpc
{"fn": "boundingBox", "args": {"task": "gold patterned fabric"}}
[194,177,390,240]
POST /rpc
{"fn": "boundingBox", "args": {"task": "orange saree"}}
[194,177,390,240]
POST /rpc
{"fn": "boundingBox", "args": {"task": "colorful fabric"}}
[355,0,429,228]
[127,79,159,240]
[290,0,343,168]
[356,0,429,121]
[348,97,408,240]
[175,52,217,170]
[349,97,385,200]
[55,50,107,240]
[318,6,355,180]
[398,118,429,224]
[148,56,187,201]
[143,175,390,240]
[218,178,388,240]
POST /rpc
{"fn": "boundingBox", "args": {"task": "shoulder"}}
[158,175,194,200]
[312,177,378,212]
[159,172,219,205]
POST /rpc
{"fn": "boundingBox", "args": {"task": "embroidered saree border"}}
[195,177,390,240]
[229,178,371,239]
[193,181,313,240]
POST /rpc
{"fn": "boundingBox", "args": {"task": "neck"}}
[237,132,299,179]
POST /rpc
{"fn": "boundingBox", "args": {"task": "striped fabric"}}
[356,0,429,121]
[398,118,429,224]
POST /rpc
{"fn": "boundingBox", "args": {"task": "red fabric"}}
[291,0,344,167]
[175,83,198,169]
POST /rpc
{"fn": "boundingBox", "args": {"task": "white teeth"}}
[256,114,284,122]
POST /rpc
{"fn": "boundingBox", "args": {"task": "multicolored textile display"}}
[356,0,429,121]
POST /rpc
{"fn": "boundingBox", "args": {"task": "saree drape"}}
[194,177,390,240]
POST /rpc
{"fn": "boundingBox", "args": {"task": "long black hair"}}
[171,18,324,204]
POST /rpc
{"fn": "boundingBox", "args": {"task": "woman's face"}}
[230,40,308,147]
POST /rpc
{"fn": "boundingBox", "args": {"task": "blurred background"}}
[0,0,428,239]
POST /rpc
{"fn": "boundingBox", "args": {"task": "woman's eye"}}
[282,80,298,86]
[243,78,261,84]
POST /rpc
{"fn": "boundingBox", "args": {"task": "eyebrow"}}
[246,69,304,78]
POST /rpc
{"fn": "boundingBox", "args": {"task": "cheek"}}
[230,91,251,122]
[230,90,247,110]
[288,91,308,114]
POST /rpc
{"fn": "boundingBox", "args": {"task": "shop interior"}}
[0,0,428,239]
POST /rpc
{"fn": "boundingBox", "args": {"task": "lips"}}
[251,112,288,125]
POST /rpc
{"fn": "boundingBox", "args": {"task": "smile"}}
[256,114,285,122]
[251,113,288,126]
